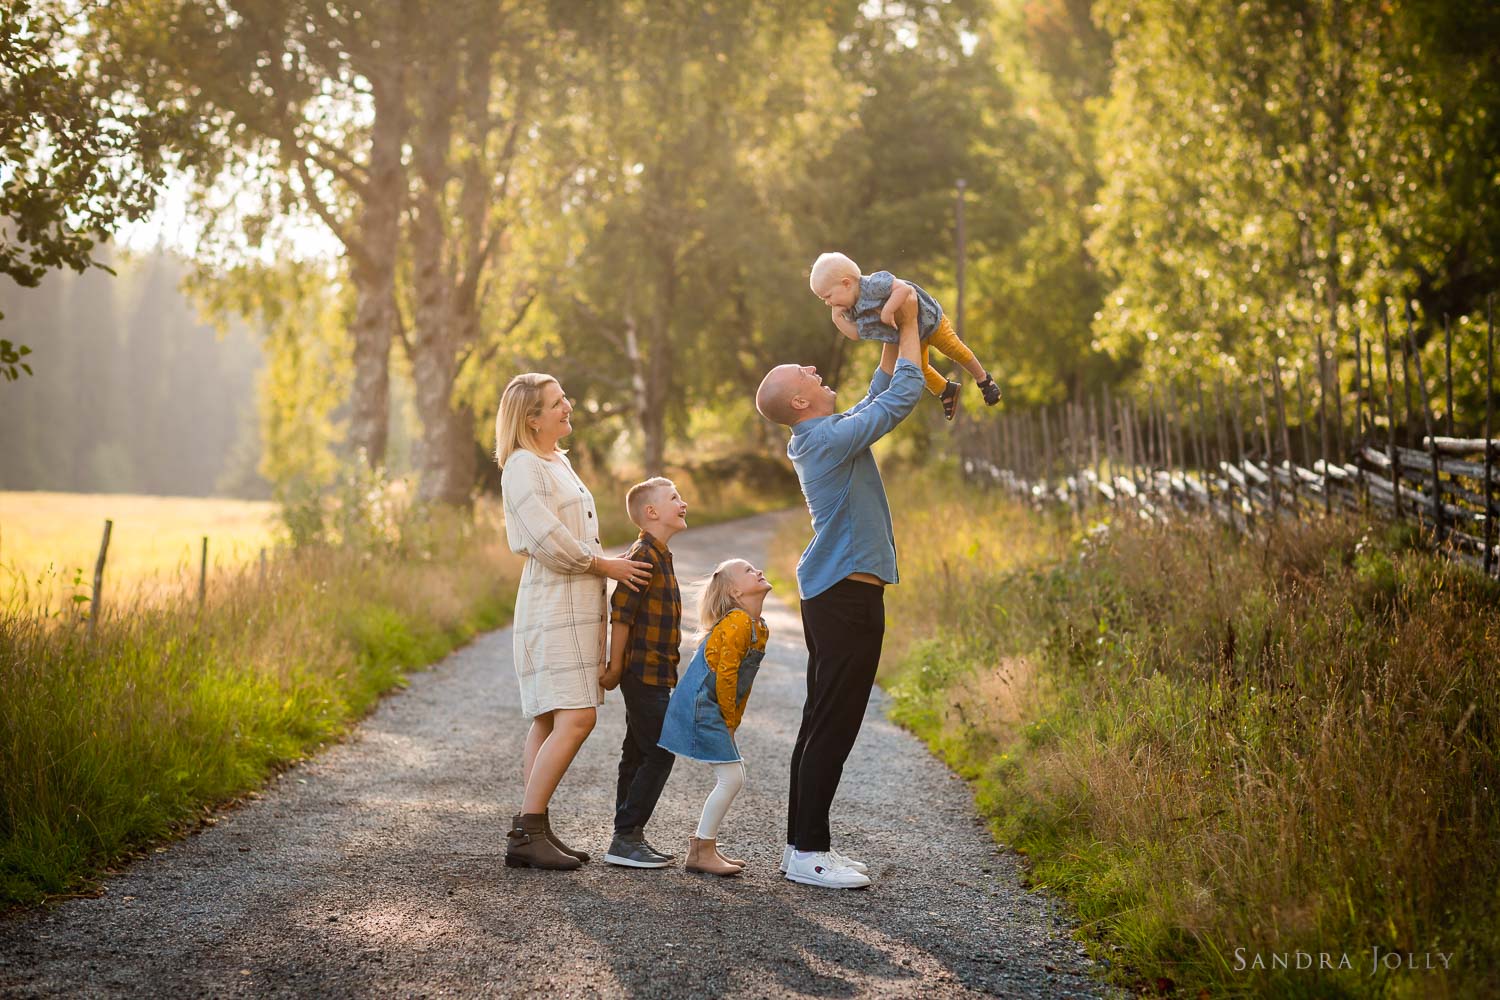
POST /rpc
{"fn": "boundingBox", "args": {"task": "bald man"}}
[755,310,923,890]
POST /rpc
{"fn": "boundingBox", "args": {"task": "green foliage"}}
[0,250,265,496]
[0,0,203,369]
[1088,0,1500,409]
[0,339,30,381]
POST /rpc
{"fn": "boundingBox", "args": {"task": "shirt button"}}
[588,511,593,518]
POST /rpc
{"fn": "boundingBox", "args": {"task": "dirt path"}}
[0,511,1107,998]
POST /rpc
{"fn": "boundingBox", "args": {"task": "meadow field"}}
[0,492,279,612]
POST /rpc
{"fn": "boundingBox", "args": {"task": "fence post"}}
[1134,395,1146,497]
[1193,380,1210,507]
[1272,359,1298,509]
[1214,380,1233,523]
[1313,347,1332,514]
[1444,313,1454,438]
[1405,304,1446,542]
[1258,368,1280,514]
[1402,303,1418,446]
[1231,380,1255,527]
[88,519,112,638]
[199,536,208,610]
[1381,303,1403,518]
[1353,320,1365,441]
[1295,366,1312,482]
[1156,386,1172,478]
[1321,324,1345,466]
[1143,388,1156,484]
[1364,338,1377,512]
[1089,395,1102,506]
[1040,405,1054,501]
[1484,294,1494,577]
[1104,389,1119,507]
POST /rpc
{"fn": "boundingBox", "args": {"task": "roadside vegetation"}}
[0,494,521,908]
[774,468,1500,998]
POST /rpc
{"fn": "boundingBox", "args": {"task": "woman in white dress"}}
[495,373,651,870]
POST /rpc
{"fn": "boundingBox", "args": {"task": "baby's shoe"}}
[940,380,961,421]
[978,374,1001,407]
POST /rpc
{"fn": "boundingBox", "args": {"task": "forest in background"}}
[3,0,1496,507]
[0,249,264,497]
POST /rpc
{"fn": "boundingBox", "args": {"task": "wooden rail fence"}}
[956,298,1499,579]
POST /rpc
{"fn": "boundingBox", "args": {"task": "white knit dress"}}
[500,449,607,718]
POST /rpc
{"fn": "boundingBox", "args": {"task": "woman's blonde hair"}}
[698,559,748,631]
[494,372,560,468]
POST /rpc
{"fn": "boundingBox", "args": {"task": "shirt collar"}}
[638,530,671,560]
[790,415,832,436]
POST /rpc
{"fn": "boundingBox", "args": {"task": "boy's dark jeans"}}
[614,672,677,834]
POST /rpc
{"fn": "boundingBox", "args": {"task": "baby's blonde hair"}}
[698,559,749,631]
[494,372,560,468]
[809,251,860,296]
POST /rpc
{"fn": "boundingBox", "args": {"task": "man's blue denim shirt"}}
[787,358,923,600]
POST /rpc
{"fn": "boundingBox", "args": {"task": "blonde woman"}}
[495,373,651,871]
[657,559,772,876]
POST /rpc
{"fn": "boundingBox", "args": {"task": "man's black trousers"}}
[787,578,885,852]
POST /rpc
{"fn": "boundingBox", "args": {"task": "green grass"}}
[773,467,1500,998]
[0,515,520,909]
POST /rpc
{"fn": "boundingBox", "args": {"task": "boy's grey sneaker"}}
[604,830,674,868]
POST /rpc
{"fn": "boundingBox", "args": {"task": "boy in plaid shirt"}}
[601,477,689,868]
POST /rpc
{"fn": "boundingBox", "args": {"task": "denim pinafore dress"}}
[657,613,765,764]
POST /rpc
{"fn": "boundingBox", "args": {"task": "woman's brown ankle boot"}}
[506,813,582,870]
[541,810,589,863]
[714,844,746,869]
[685,836,742,876]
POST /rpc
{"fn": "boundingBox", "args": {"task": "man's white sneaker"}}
[828,849,868,875]
[781,844,869,875]
[784,851,871,889]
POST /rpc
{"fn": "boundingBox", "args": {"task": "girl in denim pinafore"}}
[658,559,772,875]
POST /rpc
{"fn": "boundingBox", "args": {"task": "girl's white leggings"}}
[695,760,746,839]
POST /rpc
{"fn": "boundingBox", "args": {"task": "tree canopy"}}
[4,0,1496,499]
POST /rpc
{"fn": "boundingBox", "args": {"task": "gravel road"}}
[1,510,1108,998]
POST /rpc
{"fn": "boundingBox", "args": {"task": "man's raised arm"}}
[826,305,923,458]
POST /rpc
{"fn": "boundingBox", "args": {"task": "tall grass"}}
[775,467,1500,998]
[0,508,520,908]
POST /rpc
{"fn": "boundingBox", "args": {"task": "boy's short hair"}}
[809,252,860,295]
[625,477,675,528]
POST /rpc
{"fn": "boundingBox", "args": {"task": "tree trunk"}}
[345,68,403,467]
[407,56,472,506]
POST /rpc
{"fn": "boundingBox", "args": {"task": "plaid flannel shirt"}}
[609,531,682,686]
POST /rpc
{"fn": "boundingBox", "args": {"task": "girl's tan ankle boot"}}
[685,836,742,876]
